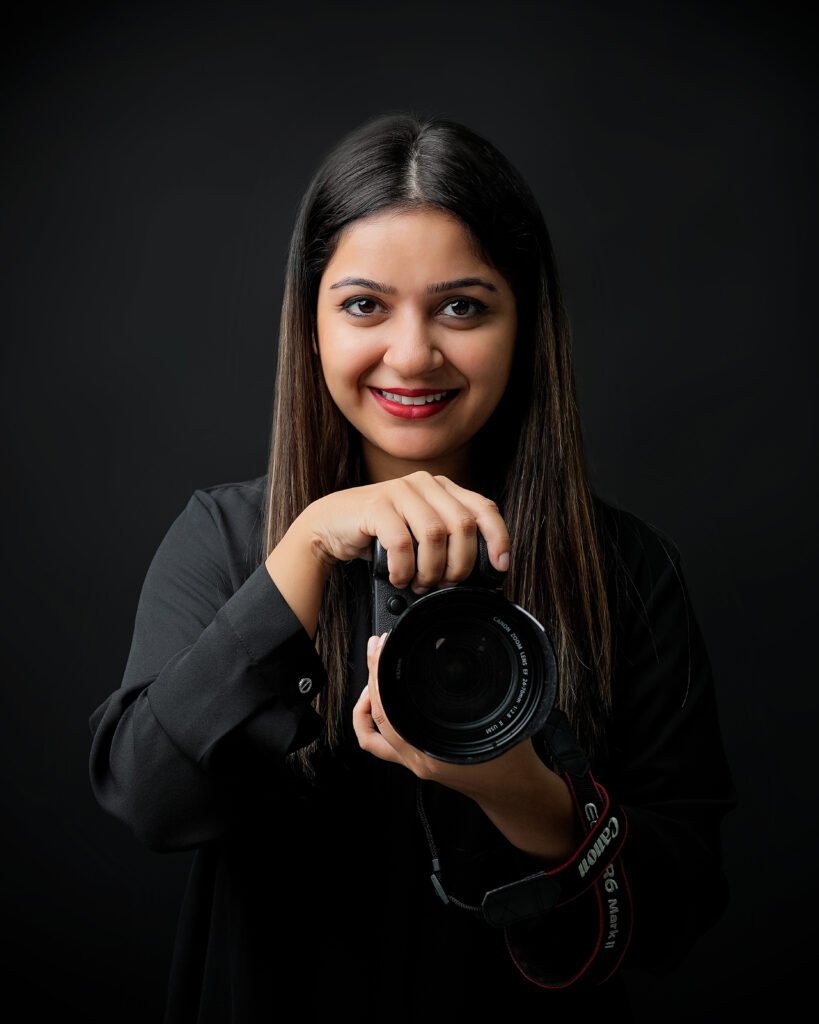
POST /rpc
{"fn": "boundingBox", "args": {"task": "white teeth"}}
[379,389,451,406]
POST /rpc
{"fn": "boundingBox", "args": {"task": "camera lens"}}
[405,616,518,730]
[377,587,557,763]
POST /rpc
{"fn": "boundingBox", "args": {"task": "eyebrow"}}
[328,275,498,295]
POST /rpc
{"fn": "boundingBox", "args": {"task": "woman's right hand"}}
[295,470,510,595]
[266,471,510,638]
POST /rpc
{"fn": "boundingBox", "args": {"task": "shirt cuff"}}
[147,561,329,767]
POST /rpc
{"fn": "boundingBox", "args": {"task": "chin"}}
[366,435,459,462]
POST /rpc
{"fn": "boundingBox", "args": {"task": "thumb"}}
[367,631,389,662]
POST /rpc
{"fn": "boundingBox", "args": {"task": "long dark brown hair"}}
[256,111,614,773]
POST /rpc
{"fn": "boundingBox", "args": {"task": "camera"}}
[371,533,558,764]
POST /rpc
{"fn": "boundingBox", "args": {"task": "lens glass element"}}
[403,616,518,730]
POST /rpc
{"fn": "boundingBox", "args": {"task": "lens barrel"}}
[377,586,557,764]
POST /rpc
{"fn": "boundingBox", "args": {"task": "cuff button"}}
[297,677,313,695]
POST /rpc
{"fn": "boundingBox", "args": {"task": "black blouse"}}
[88,475,736,1022]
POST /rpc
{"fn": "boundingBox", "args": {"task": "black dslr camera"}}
[371,533,558,764]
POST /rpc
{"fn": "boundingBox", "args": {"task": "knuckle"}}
[482,496,500,512]
[457,514,478,536]
[423,522,447,544]
[391,536,414,556]
[392,478,414,497]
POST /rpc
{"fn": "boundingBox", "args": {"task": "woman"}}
[88,112,736,1021]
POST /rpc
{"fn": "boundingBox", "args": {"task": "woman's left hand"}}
[353,631,538,794]
[352,632,582,861]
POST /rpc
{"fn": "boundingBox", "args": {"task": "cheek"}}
[469,344,513,389]
[318,333,374,396]
[491,334,516,390]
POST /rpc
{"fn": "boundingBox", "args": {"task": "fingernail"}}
[367,635,378,656]
[498,552,510,571]
[379,631,389,648]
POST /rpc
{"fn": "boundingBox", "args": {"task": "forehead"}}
[325,208,488,275]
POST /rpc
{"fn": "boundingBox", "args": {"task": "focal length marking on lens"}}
[482,674,532,736]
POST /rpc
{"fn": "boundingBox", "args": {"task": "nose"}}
[380,314,444,377]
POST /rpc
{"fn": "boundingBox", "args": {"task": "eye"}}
[339,296,489,319]
[340,296,384,318]
[441,297,488,318]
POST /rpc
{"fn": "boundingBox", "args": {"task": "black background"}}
[2,1,816,1020]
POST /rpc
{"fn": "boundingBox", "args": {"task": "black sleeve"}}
[88,489,329,853]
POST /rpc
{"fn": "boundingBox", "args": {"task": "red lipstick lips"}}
[369,386,459,420]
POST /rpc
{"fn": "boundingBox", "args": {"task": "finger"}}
[387,478,451,593]
[429,475,511,574]
[362,499,421,591]
[410,483,480,588]
[367,634,409,752]
[384,472,479,592]
[352,681,402,764]
[355,634,403,763]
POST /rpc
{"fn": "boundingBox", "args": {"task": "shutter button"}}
[298,677,313,695]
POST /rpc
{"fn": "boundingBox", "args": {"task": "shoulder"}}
[591,492,682,580]
[185,473,269,583]
[590,493,689,639]
[193,473,268,522]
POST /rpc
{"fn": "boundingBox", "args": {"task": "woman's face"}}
[315,207,517,485]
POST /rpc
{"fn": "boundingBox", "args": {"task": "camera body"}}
[371,534,557,764]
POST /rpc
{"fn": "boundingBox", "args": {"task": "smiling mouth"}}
[371,388,459,406]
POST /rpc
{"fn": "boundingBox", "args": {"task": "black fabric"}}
[88,474,737,1021]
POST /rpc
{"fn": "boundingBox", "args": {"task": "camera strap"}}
[416,707,633,988]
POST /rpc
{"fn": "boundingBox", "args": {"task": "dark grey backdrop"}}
[2,1,815,1020]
